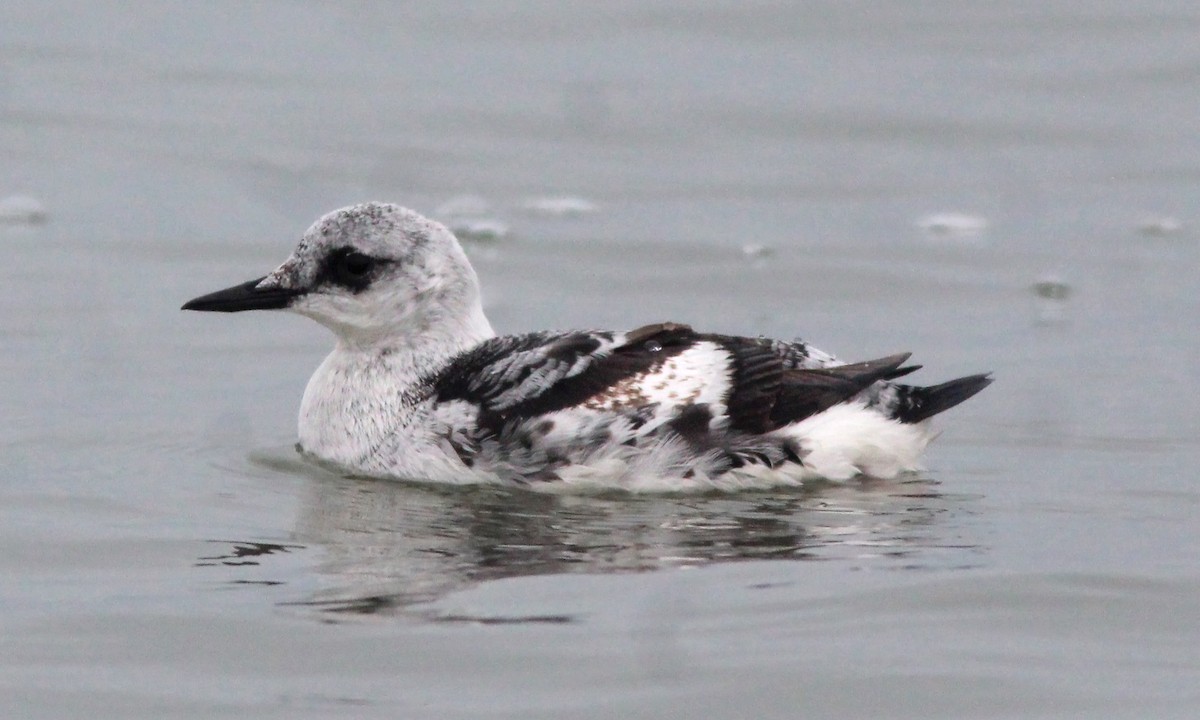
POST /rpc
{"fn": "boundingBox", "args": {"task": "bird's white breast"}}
[298,348,406,468]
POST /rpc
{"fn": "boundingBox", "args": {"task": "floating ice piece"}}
[740,243,775,259]
[917,212,988,239]
[435,195,508,242]
[1136,215,1184,237]
[0,195,49,225]
[448,218,510,243]
[521,196,599,217]
[1031,274,1071,325]
[1031,274,1071,301]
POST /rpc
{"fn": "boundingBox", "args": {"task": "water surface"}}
[2,2,1198,718]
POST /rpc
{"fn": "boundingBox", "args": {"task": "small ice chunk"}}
[521,196,599,217]
[436,195,508,242]
[917,212,988,239]
[740,243,775,258]
[1032,274,1071,325]
[1136,215,1183,237]
[448,218,510,243]
[0,195,49,225]
[1031,274,1071,301]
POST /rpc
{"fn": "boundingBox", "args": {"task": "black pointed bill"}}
[181,276,303,313]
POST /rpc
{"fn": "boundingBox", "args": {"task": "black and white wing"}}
[432,322,696,430]
[432,322,922,434]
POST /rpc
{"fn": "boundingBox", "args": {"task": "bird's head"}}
[183,202,493,349]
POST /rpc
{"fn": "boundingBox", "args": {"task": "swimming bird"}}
[182,202,990,491]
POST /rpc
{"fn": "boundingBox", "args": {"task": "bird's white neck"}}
[296,303,494,474]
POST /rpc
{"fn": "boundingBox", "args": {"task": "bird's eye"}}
[333,251,375,286]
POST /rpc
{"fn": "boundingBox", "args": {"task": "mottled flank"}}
[183,202,991,491]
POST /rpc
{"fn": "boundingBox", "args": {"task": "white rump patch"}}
[785,402,932,481]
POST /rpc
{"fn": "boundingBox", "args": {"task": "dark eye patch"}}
[322,247,387,292]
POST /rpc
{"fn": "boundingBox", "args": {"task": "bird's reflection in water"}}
[279,469,981,616]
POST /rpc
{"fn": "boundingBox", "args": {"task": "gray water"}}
[3,2,1199,718]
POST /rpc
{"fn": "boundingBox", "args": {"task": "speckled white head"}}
[259,203,493,348]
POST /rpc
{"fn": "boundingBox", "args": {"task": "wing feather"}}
[433,324,698,430]
[436,318,927,445]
